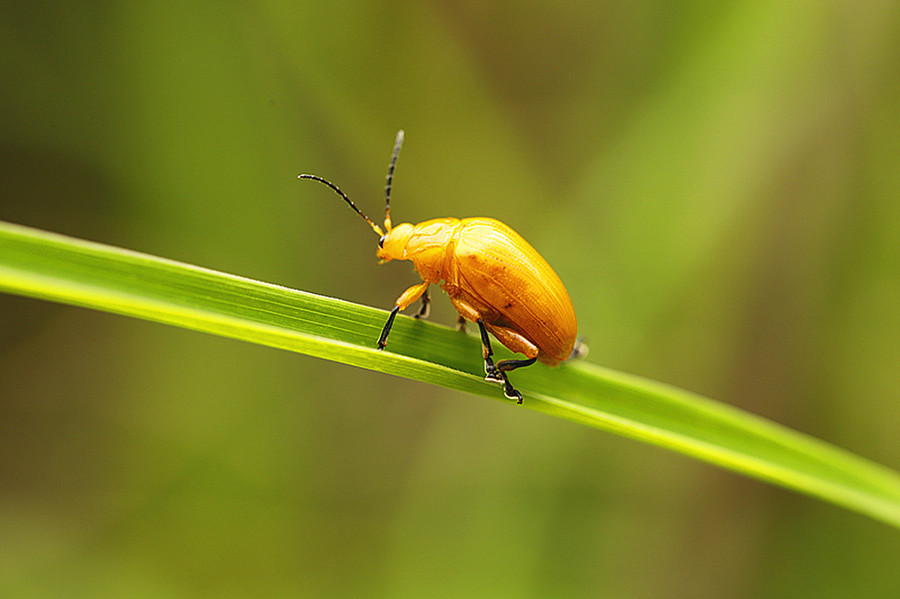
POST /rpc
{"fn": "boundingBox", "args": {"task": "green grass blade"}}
[2,219,900,529]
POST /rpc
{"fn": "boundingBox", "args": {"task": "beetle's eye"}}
[378,235,386,248]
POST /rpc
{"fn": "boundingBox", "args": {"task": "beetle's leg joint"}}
[483,355,503,381]
[484,366,503,382]
[380,282,429,348]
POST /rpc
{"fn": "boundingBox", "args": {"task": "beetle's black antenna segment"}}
[383,130,404,232]
[298,174,384,236]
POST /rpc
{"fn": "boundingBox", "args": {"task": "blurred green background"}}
[2,1,899,597]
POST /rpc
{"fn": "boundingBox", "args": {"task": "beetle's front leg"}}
[377,306,400,350]
[378,281,430,350]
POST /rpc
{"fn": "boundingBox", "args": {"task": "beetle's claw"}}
[483,369,524,404]
[503,386,524,405]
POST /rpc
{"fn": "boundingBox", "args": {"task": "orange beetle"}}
[300,131,579,403]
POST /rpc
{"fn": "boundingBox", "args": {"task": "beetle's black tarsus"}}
[378,305,401,349]
[413,287,430,319]
[476,319,529,404]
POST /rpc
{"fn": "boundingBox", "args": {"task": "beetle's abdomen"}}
[448,218,577,365]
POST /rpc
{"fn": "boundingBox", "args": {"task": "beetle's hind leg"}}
[476,319,529,404]
[495,357,537,373]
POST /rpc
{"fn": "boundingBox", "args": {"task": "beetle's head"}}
[376,223,414,263]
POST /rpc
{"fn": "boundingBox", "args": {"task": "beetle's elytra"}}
[299,131,580,403]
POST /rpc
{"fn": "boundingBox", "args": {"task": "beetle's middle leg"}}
[455,316,467,332]
[476,319,525,404]
[449,297,527,403]
[413,287,430,319]
[378,281,430,349]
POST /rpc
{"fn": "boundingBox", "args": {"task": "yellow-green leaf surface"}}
[2,219,900,529]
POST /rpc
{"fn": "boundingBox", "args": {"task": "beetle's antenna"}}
[298,174,384,237]
[383,130,404,232]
